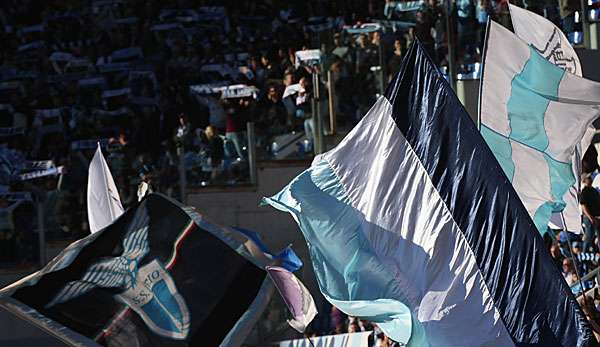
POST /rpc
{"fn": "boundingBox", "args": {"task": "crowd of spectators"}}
[0,0,399,265]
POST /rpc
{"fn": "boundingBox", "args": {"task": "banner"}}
[49,52,74,62]
[0,192,32,201]
[23,160,54,171]
[18,166,63,181]
[71,139,109,150]
[78,76,107,87]
[101,88,130,99]
[295,50,322,68]
[110,47,143,62]
[0,127,24,137]
[278,332,371,347]
[219,84,259,99]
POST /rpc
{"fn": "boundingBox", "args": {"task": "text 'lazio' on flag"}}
[263,40,594,346]
[479,20,600,235]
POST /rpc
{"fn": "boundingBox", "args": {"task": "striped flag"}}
[87,143,124,233]
[508,4,595,233]
[479,20,600,234]
[264,40,594,346]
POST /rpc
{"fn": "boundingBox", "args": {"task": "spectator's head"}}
[428,0,438,7]
[267,85,280,102]
[572,242,582,255]
[348,322,360,333]
[277,48,286,59]
[299,76,311,91]
[394,38,403,52]
[372,31,381,45]
[261,54,270,68]
[550,243,562,259]
[330,59,343,74]
[140,164,154,183]
[205,125,218,139]
[583,173,593,187]
[333,33,342,47]
[562,258,574,274]
[283,72,295,86]
[178,113,188,126]
[357,34,368,48]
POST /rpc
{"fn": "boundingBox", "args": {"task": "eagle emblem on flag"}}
[46,206,190,339]
[534,28,578,74]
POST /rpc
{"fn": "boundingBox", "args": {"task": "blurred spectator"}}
[387,38,404,81]
[457,0,477,63]
[204,125,224,182]
[581,174,600,252]
[562,258,578,286]
[550,242,565,268]
[476,0,491,51]
[414,10,435,61]
[258,85,288,143]
[582,299,600,341]
[296,77,315,150]
[224,99,247,160]
[559,0,580,34]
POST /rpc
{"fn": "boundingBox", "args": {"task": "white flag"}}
[480,21,600,234]
[509,4,594,232]
[87,143,123,233]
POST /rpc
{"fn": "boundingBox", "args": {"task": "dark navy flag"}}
[264,40,595,346]
[0,194,292,346]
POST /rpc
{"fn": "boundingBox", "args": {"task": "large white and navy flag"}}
[87,143,124,233]
[508,4,595,233]
[480,20,600,235]
[264,41,594,346]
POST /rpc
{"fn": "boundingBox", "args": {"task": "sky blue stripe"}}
[533,154,576,232]
[481,125,515,182]
[263,159,429,346]
[507,46,564,152]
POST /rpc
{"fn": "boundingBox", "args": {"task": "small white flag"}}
[87,143,124,233]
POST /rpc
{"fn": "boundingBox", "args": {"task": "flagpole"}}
[476,18,491,131]
[445,0,456,90]
[560,212,590,307]
[580,0,591,49]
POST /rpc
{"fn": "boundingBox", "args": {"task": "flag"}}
[479,20,600,235]
[87,143,124,233]
[508,4,595,233]
[264,40,594,346]
[0,194,293,346]
[267,266,317,333]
